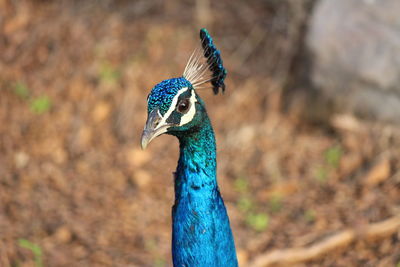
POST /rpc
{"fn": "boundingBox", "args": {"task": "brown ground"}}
[0,1,399,266]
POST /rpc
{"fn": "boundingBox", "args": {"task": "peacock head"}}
[141,77,206,149]
[141,29,227,149]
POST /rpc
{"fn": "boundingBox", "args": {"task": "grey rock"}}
[307,0,400,123]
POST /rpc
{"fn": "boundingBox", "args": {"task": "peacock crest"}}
[183,28,227,94]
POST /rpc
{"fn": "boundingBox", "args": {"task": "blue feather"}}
[200,28,227,94]
[172,115,238,266]
[147,77,192,115]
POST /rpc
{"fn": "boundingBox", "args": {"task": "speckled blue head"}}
[147,77,193,115]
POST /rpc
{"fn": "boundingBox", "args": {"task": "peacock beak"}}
[141,109,171,149]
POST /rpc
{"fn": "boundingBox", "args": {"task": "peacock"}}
[141,29,238,266]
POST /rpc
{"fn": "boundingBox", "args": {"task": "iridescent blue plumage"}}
[147,77,193,115]
[172,117,237,266]
[200,28,227,94]
[141,29,237,267]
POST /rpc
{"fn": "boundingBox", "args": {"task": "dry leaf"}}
[364,158,391,187]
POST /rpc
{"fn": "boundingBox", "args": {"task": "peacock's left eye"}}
[177,99,190,114]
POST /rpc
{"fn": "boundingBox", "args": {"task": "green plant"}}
[144,238,158,252]
[314,145,343,182]
[245,212,269,232]
[18,239,43,267]
[14,82,30,99]
[237,196,253,213]
[234,176,248,194]
[153,258,166,267]
[315,165,328,182]
[303,209,316,223]
[325,145,342,168]
[234,176,270,231]
[99,62,121,84]
[30,96,52,114]
[269,193,283,213]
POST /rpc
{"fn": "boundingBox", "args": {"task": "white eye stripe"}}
[179,89,197,126]
[154,87,189,131]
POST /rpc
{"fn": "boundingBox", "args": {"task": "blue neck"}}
[172,116,238,267]
[175,120,217,199]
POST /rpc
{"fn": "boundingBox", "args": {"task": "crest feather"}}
[183,29,227,94]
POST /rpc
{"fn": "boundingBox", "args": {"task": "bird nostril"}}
[154,117,161,126]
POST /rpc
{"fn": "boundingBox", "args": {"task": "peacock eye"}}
[177,99,190,114]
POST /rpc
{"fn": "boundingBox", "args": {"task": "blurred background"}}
[1,0,400,266]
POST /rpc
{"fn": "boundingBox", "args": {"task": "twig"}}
[247,215,400,267]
